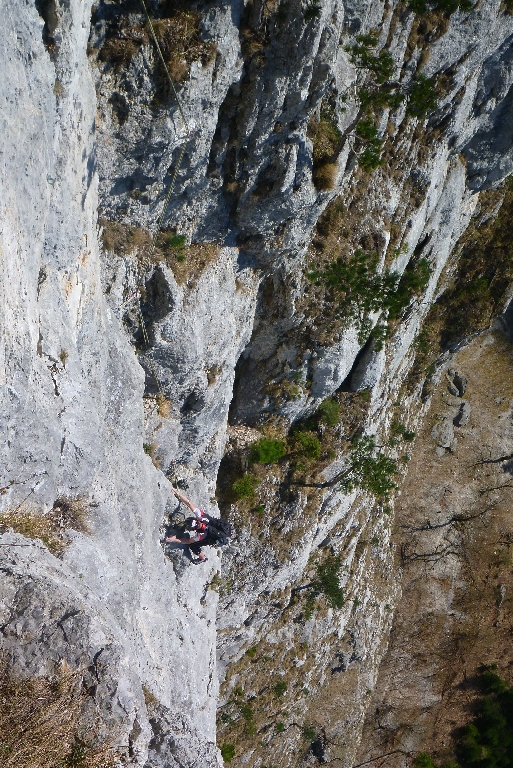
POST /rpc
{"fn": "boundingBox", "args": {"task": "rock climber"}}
[165,488,210,563]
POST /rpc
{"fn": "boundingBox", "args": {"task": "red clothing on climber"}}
[165,489,209,562]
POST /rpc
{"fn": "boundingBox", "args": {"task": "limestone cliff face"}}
[1,0,513,766]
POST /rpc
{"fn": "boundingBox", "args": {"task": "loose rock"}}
[431,417,455,449]
[454,401,471,427]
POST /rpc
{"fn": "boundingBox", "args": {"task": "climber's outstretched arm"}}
[172,488,197,512]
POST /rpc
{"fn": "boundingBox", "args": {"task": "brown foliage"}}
[312,162,338,191]
[0,660,115,768]
[0,497,90,555]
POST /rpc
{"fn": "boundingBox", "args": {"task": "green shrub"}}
[457,668,513,767]
[359,85,404,111]
[406,75,438,118]
[160,232,187,262]
[295,431,322,460]
[355,119,383,171]
[302,725,317,741]
[276,721,285,732]
[240,703,253,722]
[408,0,472,13]
[232,474,259,500]
[341,435,397,498]
[358,144,382,172]
[390,421,416,442]
[386,257,432,319]
[62,741,87,768]
[308,249,398,338]
[356,118,379,141]
[370,322,390,351]
[347,36,394,83]
[312,553,344,609]
[318,397,340,426]
[250,438,287,464]
[308,249,431,345]
[220,743,235,762]
[274,681,287,697]
[414,755,438,768]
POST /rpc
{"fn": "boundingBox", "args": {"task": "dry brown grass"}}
[100,220,221,287]
[0,498,90,555]
[0,660,115,768]
[156,394,171,418]
[164,241,221,286]
[98,36,141,69]
[152,12,216,81]
[313,162,338,191]
[100,219,151,259]
[97,6,216,80]
[308,109,342,191]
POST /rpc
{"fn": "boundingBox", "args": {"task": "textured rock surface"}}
[2,0,513,766]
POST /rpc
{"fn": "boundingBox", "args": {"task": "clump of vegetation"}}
[249,438,287,465]
[308,250,432,345]
[348,33,394,84]
[313,553,345,608]
[232,474,259,501]
[151,10,216,81]
[407,74,439,117]
[96,6,216,82]
[408,0,472,14]
[302,725,318,742]
[157,231,187,262]
[308,249,395,342]
[100,219,151,259]
[239,701,255,735]
[414,755,439,768]
[0,497,90,556]
[387,257,432,319]
[59,349,69,366]
[273,681,288,697]
[457,667,513,767]
[98,35,141,70]
[340,435,398,498]
[347,34,438,171]
[0,660,115,768]
[390,421,416,442]
[355,118,383,171]
[318,397,340,427]
[275,721,285,732]
[305,553,345,617]
[220,743,236,763]
[413,667,513,768]
[143,442,161,469]
[294,431,322,460]
[156,394,171,418]
[313,162,339,190]
[308,107,343,190]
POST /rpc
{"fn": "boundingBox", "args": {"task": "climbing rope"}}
[133,0,194,396]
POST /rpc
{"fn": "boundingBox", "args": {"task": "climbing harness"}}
[132,0,195,396]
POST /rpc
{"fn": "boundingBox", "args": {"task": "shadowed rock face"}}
[2,0,513,766]
[463,33,513,190]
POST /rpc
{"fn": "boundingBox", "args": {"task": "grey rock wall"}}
[2,0,513,766]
